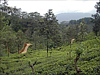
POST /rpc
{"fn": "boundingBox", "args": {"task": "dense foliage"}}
[0,0,100,75]
[0,0,96,57]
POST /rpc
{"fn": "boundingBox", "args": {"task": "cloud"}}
[7,0,99,15]
[66,0,99,1]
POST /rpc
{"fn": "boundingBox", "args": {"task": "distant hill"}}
[56,13,92,23]
[59,17,94,32]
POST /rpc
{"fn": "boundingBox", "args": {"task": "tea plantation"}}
[0,36,100,75]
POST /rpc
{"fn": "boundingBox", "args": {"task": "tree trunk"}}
[75,37,77,42]
[47,32,49,57]
[35,41,36,50]
[47,40,48,57]
[74,54,82,75]
[6,42,9,57]
[95,31,97,36]
[47,31,49,57]
[7,46,9,57]
[82,34,83,41]
[70,43,71,48]
[18,44,19,54]
[69,51,71,57]
[70,40,71,48]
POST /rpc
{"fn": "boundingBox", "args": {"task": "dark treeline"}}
[0,0,100,57]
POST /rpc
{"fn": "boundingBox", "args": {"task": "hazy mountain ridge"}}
[56,13,92,23]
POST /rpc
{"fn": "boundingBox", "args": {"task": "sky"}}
[3,0,100,15]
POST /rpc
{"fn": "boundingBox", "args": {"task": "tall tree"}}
[16,30,25,54]
[92,1,100,36]
[78,19,88,41]
[74,23,80,42]
[66,25,75,48]
[0,11,6,30]
[0,11,8,56]
[39,9,59,57]
[0,25,17,56]
[32,31,40,50]
[66,25,76,57]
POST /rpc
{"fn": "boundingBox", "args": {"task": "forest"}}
[0,0,100,75]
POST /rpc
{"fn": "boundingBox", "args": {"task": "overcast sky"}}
[6,0,100,15]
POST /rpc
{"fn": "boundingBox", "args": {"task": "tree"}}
[95,1,100,13]
[92,13,100,36]
[32,31,40,50]
[0,1,22,32]
[0,25,17,57]
[66,25,75,57]
[0,0,8,13]
[78,20,88,41]
[92,1,100,36]
[39,9,59,57]
[0,11,8,56]
[66,25,75,48]
[74,23,80,42]
[0,11,6,30]
[16,30,25,53]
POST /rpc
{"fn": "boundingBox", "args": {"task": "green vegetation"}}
[0,0,100,75]
[0,36,100,75]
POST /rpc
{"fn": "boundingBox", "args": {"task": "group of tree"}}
[59,1,100,44]
[0,0,100,57]
[0,0,61,57]
[60,17,93,33]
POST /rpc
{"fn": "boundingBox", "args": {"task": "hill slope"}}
[0,36,100,75]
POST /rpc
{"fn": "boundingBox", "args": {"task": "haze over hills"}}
[56,13,92,23]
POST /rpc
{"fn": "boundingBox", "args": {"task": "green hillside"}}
[0,36,100,75]
[0,1,100,75]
